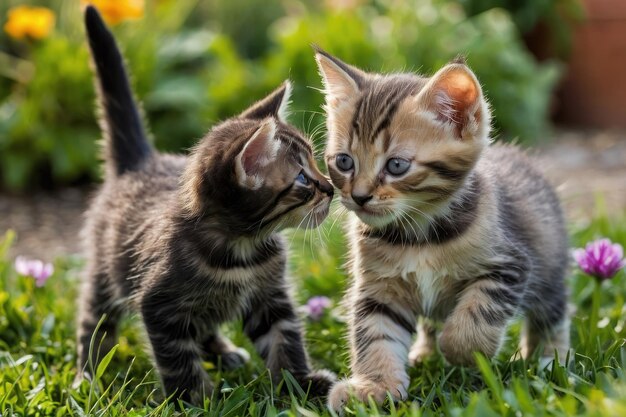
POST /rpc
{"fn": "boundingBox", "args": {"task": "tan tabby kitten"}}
[314,50,569,410]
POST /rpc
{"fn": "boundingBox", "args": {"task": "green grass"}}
[1,206,626,416]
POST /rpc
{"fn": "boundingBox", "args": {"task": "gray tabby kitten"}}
[314,50,569,410]
[76,6,336,404]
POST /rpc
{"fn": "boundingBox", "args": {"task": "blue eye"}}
[386,158,411,176]
[296,170,309,185]
[336,153,354,171]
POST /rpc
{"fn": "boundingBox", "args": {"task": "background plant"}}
[1,0,567,191]
[459,0,584,56]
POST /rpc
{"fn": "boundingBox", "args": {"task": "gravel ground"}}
[1,128,625,261]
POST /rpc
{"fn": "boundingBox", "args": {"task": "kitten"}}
[314,49,569,410]
[75,6,336,404]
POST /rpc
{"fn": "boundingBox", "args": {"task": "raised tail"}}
[84,5,152,177]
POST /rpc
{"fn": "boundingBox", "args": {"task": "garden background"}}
[1,0,626,415]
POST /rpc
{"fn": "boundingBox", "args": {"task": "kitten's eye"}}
[296,170,309,185]
[386,158,411,176]
[336,153,354,172]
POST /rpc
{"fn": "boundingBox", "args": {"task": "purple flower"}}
[305,296,331,320]
[574,238,625,281]
[14,256,54,287]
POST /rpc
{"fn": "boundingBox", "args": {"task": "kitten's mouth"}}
[305,197,331,228]
[356,206,379,216]
[313,200,330,217]
[352,206,396,228]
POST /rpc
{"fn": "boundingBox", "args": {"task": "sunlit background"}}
[0,1,607,177]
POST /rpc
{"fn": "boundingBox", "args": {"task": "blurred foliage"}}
[0,0,565,191]
[460,0,584,56]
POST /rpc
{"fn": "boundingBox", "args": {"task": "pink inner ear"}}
[241,135,266,175]
[433,70,479,137]
[240,121,278,176]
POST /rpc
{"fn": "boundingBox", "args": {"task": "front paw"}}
[328,377,408,412]
[439,325,475,366]
[298,369,337,397]
[439,322,501,366]
[408,340,435,365]
[219,347,250,370]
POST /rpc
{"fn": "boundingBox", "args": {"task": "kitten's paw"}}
[408,342,435,365]
[439,327,476,366]
[327,377,408,412]
[299,369,337,397]
[220,347,250,370]
[185,377,215,406]
[439,321,501,366]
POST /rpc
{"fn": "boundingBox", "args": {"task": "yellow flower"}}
[4,6,55,40]
[81,0,144,25]
[310,263,321,275]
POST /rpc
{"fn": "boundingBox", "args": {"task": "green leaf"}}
[95,345,119,381]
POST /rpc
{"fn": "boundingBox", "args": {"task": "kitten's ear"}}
[235,119,280,188]
[240,81,292,122]
[417,62,490,140]
[314,48,365,108]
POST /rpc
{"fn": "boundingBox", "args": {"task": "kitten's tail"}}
[84,5,152,177]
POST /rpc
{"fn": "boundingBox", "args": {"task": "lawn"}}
[1,203,625,417]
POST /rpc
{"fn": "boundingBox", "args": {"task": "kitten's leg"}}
[408,318,436,365]
[76,269,122,380]
[243,287,336,397]
[141,293,211,405]
[439,278,522,366]
[520,281,570,365]
[328,296,415,410]
[200,330,250,370]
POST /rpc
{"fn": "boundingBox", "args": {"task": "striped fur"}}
[75,7,336,405]
[315,51,569,411]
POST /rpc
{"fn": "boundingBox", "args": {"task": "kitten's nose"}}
[351,193,373,207]
[314,176,334,197]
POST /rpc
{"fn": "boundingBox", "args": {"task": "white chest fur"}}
[352,229,494,318]
[371,245,457,313]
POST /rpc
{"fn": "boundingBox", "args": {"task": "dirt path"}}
[534,129,626,224]
[1,128,625,261]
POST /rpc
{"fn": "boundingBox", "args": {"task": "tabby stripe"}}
[354,326,399,358]
[426,174,481,243]
[257,199,311,229]
[476,249,528,286]
[252,183,295,224]
[188,233,282,269]
[161,370,206,403]
[412,185,454,195]
[370,99,398,143]
[327,165,346,189]
[257,321,311,378]
[146,316,197,341]
[423,161,466,182]
[483,286,521,306]
[361,227,414,246]
[278,133,311,155]
[350,97,365,146]
[361,174,482,246]
[244,301,298,342]
[354,298,414,334]
[472,304,515,327]
[154,344,200,369]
